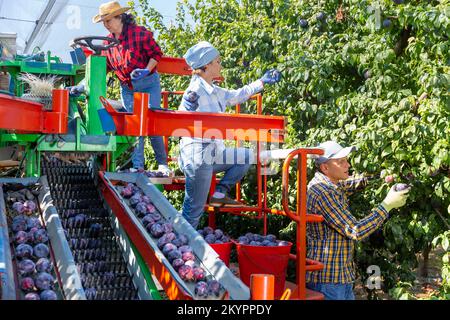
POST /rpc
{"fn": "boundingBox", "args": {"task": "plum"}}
[299,19,308,28]
[166,232,176,242]
[146,203,156,213]
[383,19,392,28]
[33,229,49,243]
[23,200,37,214]
[167,249,182,262]
[121,187,133,198]
[40,290,57,300]
[238,236,249,244]
[162,243,177,255]
[161,223,173,234]
[20,277,35,292]
[213,229,224,239]
[172,258,185,270]
[277,240,291,247]
[178,245,193,254]
[194,281,208,297]
[178,234,189,246]
[16,244,34,259]
[197,229,204,237]
[178,265,194,281]
[129,196,140,208]
[18,259,36,275]
[244,232,253,239]
[253,234,264,242]
[24,292,40,300]
[33,243,50,258]
[12,219,28,233]
[265,234,277,242]
[14,231,28,245]
[204,234,216,244]
[193,266,205,282]
[316,12,326,21]
[203,227,214,235]
[182,251,195,262]
[141,195,151,204]
[150,223,164,238]
[12,202,25,214]
[221,236,230,243]
[249,241,261,246]
[27,217,41,230]
[261,240,272,246]
[150,213,162,222]
[394,183,410,191]
[157,234,172,249]
[171,237,183,248]
[36,258,53,273]
[207,280,222,297]
[27,227,40,243]
[136,202,148,216]
[35,272,54,290]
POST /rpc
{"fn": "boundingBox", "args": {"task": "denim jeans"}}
[120,72,167,168]
[179,141,254,228]
[306,282,355,300]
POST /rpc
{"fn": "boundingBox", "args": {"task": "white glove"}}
[381,185,410,212]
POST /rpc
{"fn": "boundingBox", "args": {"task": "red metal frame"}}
[98,172,193,300]
[0,89,68,134]
[281,148,325,300]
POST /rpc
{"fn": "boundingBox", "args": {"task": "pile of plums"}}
[197,227,231,244]
[3,184,58,300]
[119,169,169,177]
[117,182,224,299]
[237,232,291,247]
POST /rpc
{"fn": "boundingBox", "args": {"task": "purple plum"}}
[204,234,216,244]
[14,231,28,245]
[194,281,208,297]
[12,219,28,233]
[24,292,40,300]
[146,204,156,214]
[141,214,155,227]
[40,289,57,300]
[207,280,222,297]
[23,200,37,214]
[214,229,224,239]
[20,277,35,292]
[35,272,54,290]
[178,245,193,254]
[12,202,25,214]
[33,243,50,258]
[162,243,177,255]
[203,227,214,235]
[178,265,194,281]
[33,229,49,243]
[27,217,41,230]
[35,258,53,273]
[394,183,410,191]
[161,223,173,234]
[193,267,205,282]
[172,258,185,270]
[18,259,36,275]
[265,234,277,242]
[238,236,249,245]
[182,251,195,262]
[150,223,164,238]
[16,244,34,259]
[167,249,182,262]
[135,202,148,216]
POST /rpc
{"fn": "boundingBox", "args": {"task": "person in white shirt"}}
[178,41,281,228]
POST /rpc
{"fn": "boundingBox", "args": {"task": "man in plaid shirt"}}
[91,1,170,174]
[306,141,410,299]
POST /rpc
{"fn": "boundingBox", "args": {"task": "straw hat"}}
[92,1,131,23]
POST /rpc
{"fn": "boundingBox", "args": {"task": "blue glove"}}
[182,90,199,111]
[260,69,282,85]
[130,68,150,80]
[67,84,85,97]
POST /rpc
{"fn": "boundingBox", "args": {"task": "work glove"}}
[260,69,282,85]
[380,184,410,212]
[182,90,200,111]
[67,84,85,97]
[130,68,150,80]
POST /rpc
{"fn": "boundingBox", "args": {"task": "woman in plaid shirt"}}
[306,141,410,299]
[93,1,170,174]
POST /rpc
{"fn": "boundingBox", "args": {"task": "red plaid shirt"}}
[103,23,163,88]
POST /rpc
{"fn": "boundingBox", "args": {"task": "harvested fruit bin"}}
[236,242,292,299]
[99,172,250,300]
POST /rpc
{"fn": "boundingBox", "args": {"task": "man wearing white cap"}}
[178,41,281,228]
[306,140,410,300]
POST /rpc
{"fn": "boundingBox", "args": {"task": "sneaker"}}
[158,165,174,177]
[209,195,243,207]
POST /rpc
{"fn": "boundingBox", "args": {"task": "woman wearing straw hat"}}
[93,1,170,175]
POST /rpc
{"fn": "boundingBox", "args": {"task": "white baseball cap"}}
[315,141,356,165]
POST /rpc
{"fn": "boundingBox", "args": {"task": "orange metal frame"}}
[0,90,68,134]
[282,148,325,300]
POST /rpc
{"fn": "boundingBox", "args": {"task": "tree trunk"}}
[419,245,431,278]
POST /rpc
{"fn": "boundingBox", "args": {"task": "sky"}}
[0,0,193,62]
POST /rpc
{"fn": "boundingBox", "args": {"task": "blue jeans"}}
[120,72,167,169]
[306,282,355,300]
[179,142,254,228]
